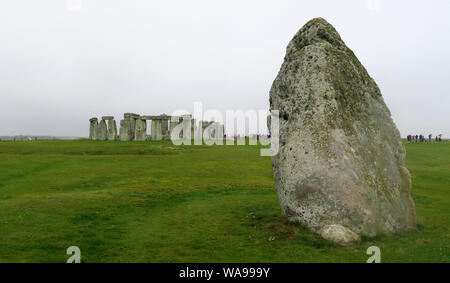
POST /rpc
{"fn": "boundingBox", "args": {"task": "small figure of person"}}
[429,134,432,142]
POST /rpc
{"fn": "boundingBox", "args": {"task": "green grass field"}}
[0,140,448,262]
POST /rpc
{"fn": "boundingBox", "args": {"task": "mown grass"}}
[0,140,448,262]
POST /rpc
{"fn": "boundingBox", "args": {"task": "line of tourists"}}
[407,134,443,142]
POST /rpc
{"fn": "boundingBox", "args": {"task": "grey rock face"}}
[269,18,416,243]
[98,119,108,141]
[170,116,182,139]
[151,120,163,141]
[124,113,139,140]
[178,115,195,140]
[150,115,171,140]
[119,113,139,141]
[135,119,147,141]
[89,118,99,140]
[161,118,169,140]
[119,119,131,141]
[107,119,117,140]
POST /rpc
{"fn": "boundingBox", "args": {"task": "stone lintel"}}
[124,113,140,119]
[140,115,171,120]
[102,116,114,120]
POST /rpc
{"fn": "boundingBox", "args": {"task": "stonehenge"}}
[134,119,147,141]
[89,118,99,140]
[102,116,117,141]
[89,113,224,142]
[120,113,140,141]
[98,119,108,141]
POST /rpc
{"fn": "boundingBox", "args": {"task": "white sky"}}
[0,0,449,137]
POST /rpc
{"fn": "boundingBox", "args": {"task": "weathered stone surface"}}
[161,118,169,140]
[181,115,196,140]
[141,115,171,121]
[319,224,360,246]
[124,113,140,119]
[89,118,99,140]
[107,119,117,140]
[169,116,181,139]
[119,113,139,141]
[135,119,147,141]
[102,116,114,120]
[151,120,163,141]
[119,119,131,141]
[98,119,108,141]
[269,18,416,243]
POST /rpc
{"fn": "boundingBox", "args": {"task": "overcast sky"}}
[0,0,449,137]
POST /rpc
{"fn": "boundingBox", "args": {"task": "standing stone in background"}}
[135,118,147,141]
[124,113,140,140]
[180,115,196,140]
[102,116,117,141]
[150,114,171,140]
[170,116,181,139]
[119,119,131,141]
[151,119,163,141]
[269,18,416,245]
[161,116,169,140]
[89,118,99,140]
[119,113,139,141]
[98,119,108,141]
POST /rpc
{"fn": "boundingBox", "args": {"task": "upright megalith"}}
[269,18,415,244]
[125,113,140,140]
[102,116,117,141]
[98,119,108,141]
[170,116,181,139]
[151,119,163,141]
[180,115,196,140]
[161,115,170,140]
[149,114,171,140]
[119,119,131,141]
[89,118,99,140]
[119,113,139,141]
[135,118,147,141]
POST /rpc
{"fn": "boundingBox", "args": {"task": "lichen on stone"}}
[270,18,416,244]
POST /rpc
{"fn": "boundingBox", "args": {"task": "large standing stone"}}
[89,118,99,140]
[151,119,163,141]
[98,119,108,141]
[170,116,182,139]
[125,113,139,140]
[150,115,171,140]
[120,113,139,141]
[103,117,117,141]
[161,118,169,140]
[119,119,131,141]
[180,115,197,140]
[135,118,147,141]
[269,18,415,244]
